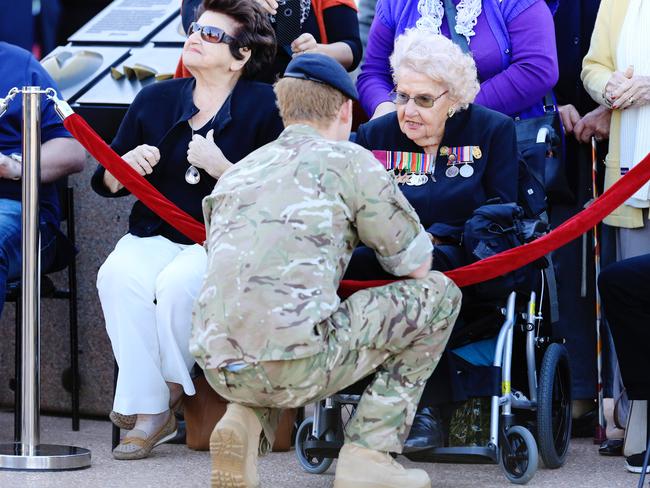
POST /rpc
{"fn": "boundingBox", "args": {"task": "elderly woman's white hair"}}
[390,29,480,110]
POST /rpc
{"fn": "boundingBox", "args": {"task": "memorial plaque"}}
[40,46,130,103]
[152,15,186,46]
[76,45,182,105]
[68,0,179,45]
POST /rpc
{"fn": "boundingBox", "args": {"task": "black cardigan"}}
[91,77,284,244]
[355,105,518,240]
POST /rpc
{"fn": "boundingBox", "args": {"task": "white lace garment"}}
[416,0,484,44]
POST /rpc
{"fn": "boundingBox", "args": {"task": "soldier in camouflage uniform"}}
[190,54,462,488]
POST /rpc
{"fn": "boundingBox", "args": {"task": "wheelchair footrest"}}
[304,439,343,459]
[408,445,498,464]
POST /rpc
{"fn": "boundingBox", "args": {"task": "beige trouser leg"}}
[205,271,461,453]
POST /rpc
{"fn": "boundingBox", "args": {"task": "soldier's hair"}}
[197,0,276,79]
[274,78,348,125]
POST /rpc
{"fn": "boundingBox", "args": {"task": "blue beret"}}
[283,53,358,101]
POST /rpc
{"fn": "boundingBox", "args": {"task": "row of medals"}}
[394,145,483,186]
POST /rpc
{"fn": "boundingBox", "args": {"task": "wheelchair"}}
[294,270,572,485]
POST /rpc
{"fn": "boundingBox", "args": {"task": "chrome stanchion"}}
[0,86,91,470]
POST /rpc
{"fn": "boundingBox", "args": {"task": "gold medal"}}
[472,146,482,159]
[439,146,449,156]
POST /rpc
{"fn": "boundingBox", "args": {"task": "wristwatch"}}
[9,153,22,180]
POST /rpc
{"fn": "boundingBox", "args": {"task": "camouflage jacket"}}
[191,124,432,368]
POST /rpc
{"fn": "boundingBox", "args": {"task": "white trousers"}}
[97,234,206,415]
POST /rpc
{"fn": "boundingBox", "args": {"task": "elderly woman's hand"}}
[610,74,650,110]
[122,144,160,176]
[187,129,232,179]
[254,0,278,14]
[558,104,581,135]
[604,68,631,106]
[573,105,612,144]
[371,101,397,120]
[291,33,318,55]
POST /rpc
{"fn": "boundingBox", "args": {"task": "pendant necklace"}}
[185,110,219,185]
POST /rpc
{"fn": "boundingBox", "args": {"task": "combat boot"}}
[210,403,261,488]
[333,443,431,488]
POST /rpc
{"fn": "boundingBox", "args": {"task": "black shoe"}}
[403,407,444,454]
[598,438,623,456]
[625,451,650,473]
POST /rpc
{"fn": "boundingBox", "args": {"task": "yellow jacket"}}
[581,0,644,228]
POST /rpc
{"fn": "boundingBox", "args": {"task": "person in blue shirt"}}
[0,41,85,318]
[346,30,518,453]
[91,0,284,461]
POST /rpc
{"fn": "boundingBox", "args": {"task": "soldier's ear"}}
[339,99,353,125]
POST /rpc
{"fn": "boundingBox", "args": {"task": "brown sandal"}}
[110,410,136,430]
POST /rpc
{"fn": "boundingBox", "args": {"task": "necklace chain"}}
[190,109,219,136]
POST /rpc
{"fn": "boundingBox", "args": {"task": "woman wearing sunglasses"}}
[345,30,519,452]
[176,0,361,81]
[91,0,283,461]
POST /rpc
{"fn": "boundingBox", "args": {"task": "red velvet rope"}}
[62,113,650,297]
[63,114,206,244]
[340,151,650,297]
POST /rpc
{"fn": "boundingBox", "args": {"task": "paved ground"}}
[0,411,641,487]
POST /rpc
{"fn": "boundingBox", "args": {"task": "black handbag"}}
[514,96,574,204]
[442,0,572,205]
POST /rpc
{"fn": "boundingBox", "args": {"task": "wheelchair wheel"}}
[500,425,538,485]
[537,343,572,469]
[295,417,334,474]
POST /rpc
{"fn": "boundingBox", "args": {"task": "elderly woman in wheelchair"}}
[318,29,572,484]
[347,27,519,447]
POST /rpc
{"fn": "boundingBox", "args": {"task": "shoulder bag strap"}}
[443,0,470,53]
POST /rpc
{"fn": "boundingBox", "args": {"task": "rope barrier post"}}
[0,86,91,471]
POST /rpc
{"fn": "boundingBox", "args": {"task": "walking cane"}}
[591,136,606,444]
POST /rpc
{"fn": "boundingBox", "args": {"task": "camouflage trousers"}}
[204,271,461,454]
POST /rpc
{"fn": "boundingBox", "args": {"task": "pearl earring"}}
[447,107,456,118]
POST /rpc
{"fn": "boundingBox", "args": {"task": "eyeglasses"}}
[188,22,237,45]
[391,90,448,108]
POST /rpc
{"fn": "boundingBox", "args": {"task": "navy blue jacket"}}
[355,105,518,241]
[554,0,601,113]
[91,77,284,244]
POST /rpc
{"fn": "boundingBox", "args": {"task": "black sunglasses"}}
[188,22,237,45]
[391,90,448,108]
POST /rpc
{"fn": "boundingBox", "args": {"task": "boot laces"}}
[383,452,405,471]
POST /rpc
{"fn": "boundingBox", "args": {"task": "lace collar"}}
[416,0,485,44]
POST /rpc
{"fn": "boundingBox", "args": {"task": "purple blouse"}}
[357,0,559,118]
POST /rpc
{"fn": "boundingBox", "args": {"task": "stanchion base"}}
[0,443,91,470]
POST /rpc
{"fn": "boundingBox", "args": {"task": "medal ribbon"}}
[372,150,435,174]
[450,146,474,163]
